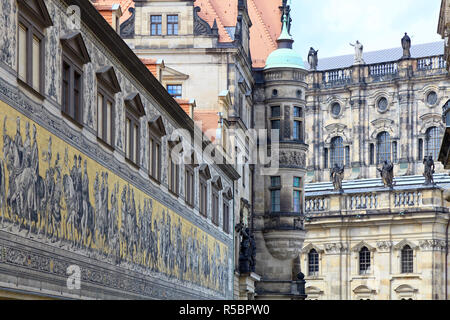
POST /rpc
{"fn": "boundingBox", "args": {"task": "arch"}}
[425,126,441,161]
[330,136,344,167]
[353,285,376,300]
[376,131,391,164]
[352,241,376,252]
[302,243,324,254]
[306,286,324,300]
[394,284,418,300]
[393,239,418,250]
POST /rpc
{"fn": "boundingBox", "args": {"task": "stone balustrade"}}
[393,191,422,208]
[347,193,379,210]
[305,197,328,213]
[311,55,447,88]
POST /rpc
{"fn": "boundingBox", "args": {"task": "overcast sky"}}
[290,0,443,59]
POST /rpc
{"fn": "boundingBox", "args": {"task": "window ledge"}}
[97,137,115,152]
[149,175,161,185]
[390,274,422,280]
[305,276,324,281]
[18,78,45,101]
[61,111,84,129]
[125,158,140,170]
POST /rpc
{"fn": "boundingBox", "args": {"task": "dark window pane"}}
[330,136,344,167]
[308,249,319,276]
[425,127,440,161]
[401,245,414,273]
[359,247,371,274]
[167,85,182,98]
[377,131,391,164]
[271,120,280,130]
[271,106,281,117]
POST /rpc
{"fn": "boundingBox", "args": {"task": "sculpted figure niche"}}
[423,155,435,185]
[377,160,394,188]
[330,163,344,192]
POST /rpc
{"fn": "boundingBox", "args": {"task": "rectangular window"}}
[271,106,281,117]
[294,106,303,117]
[62,62,70,114]
[149,133,161,182]
[168,147,179,195]
[418,139,423,161]
[199,179,208,217]
[293,177,301,188]
[97,88,115,147]
[370,143,375,165]
[151,15,162,35]
[270,176,281,213]
[212,191,219,226]
[392,142,398,163]
[17,16,44,93]
[345,146,350,166]
[271,120,280,130]
[324,148,329,169]
[293,121,302,140]
[223,201,230,233]
[133,124,138,163]
[293,190,301,213]
[167,15,178,35]
[18,23,27,81]
[125,111,140,166]
[167,85,182,98]
[97,93,103,138]
[185,166,195,207]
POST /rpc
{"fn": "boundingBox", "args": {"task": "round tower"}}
[253,6,309,300]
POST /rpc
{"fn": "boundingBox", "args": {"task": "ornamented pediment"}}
[212,176,223,191]
[370,118,395,139]
[96,66,121,94]
[124,93,145,117]
[419,113,445,134]
[324,123,350,144]
[148,115,166,137]
[394,284,418,294]
[60,31,91,65]
[162,66,189,81]
[376,241,393,252]
[198,164,211,180]
[419,239,446,251]
[353,285,376,295]
[352,241,376,252]
[324,242,348,254]
[301,243,324,254]
[223,187,233,200]
[18,0,53,28]
[393,239,418,250]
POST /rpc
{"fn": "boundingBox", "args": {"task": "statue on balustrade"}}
[308,47,319,71]
[377,160,394,188]
[350,40,365,65]
[330,163,344,192]
[423,155,435,185]
[401,32,411,59]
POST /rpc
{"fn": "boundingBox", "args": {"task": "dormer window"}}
[124,93,145,166]
[96,66,121,148]
[148,116,166,182]
[17,0,53,94]
[60,32,91,126]
[167,15,179,35]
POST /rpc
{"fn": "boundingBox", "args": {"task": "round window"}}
[296,90,302,98]
[272,89,278,97]
[331,103,341,116]
[378,97,388,111]
[427,91,437,106]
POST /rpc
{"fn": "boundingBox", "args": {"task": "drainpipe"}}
[232,179,236,297]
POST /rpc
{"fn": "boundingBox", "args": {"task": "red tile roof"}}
[91,0,134,23]
[194,110,220,142]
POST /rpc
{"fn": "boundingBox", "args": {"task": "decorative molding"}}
[393,239,418,250]
[376,241,393,252]
[324,242,348,254]
[419,239,446,251]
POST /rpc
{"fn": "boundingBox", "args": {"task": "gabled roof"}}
[60,31,91,64]
[124,92,145,117]
[148,115,167,137]
[305,41,445,71]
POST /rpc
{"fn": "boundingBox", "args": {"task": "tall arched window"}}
[377,132,391,164]
[401,245,413,273]
[359,247,371,275]
[330,136,344,167]
[308,249,319,276]
[425,127,440,161]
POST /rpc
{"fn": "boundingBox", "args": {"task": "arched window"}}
[359,247,371,275]
[377,132,391,164]
[425,127,440,161]
[308,249,319,276]
[330,136,344,167]
[401,245,413,273]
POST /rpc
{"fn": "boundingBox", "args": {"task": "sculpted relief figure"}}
[350,40,365,64]
[377,160,394,188]
[423,155,435,185]
[330,163,344,192]
[308,47,319,70]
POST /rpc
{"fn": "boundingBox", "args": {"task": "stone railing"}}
[347,193,379,210]
[393,191,422,208]
[312,55,446,88]
[305,197,328,213]
[417,56,446,70]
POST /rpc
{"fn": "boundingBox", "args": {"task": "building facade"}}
[0,0,238,299]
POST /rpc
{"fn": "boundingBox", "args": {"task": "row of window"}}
[323,128,441,168]
[17,2,231,234]
[270,106,304,141]
[307,245,414,276]
[270,176,303,213]
[150,14,178,36]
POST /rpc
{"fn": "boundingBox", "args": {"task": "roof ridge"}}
[248,0,277,50]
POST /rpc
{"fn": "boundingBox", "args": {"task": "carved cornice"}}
[376,241,393,252]
[324,242,348,254]
[419,239,446,251]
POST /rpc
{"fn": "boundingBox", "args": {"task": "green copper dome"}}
[264,4,305,70]
[265,48,305,70]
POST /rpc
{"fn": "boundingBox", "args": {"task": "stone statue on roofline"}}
[350,40,365,65]
[401,32,411,59]
[330,163,344,192]
[308,47,319,70]
[377,160,394,188]
[423,155,435,185]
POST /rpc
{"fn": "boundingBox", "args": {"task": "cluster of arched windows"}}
[307,245,414,276]
[324,126,441,168]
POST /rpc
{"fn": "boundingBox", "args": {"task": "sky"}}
[290,0,443,60]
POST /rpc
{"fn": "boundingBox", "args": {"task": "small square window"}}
[167,15,178,35]
[167,84,182,98]
[293,177,301,188]
[271,106,281,117]
[151,15,162,35]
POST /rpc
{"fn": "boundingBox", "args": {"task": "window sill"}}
[61,111,84,129]
[390,274,422,280]
[168,189,179,198]
[149,175,161,185]
[97,137,115,152]
[125,157,140,170]
[17,78,45,101]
